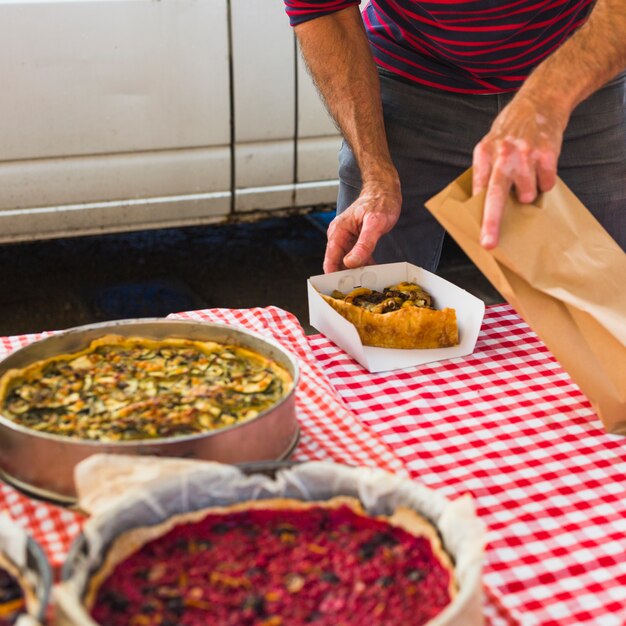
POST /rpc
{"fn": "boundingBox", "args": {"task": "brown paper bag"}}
[426,169,626,434]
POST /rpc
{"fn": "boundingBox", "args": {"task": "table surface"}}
[1,303,624,626]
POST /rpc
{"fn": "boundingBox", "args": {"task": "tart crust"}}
[321,294,459,349]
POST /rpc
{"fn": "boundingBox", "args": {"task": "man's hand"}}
[472,0,626,250]
[323,180,401,273]
[472,93,568,249]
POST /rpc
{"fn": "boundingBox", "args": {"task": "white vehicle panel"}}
[0,0,340,242]
[296,45,342,186]
[232,0,295,210]
[0,0,229,159]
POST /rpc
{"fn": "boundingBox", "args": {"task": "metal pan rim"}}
[0,427,301,507]
[0,317,300,446]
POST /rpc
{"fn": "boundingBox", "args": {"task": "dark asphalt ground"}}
[0,210,503,337]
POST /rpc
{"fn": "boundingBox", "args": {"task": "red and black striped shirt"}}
[285,0,594,93]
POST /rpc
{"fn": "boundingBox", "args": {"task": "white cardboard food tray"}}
[308,262,485,373]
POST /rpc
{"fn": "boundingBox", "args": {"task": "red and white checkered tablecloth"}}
[309,303,626,626]
[0,304,623,626]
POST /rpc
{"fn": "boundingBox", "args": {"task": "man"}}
[284,0,626,273]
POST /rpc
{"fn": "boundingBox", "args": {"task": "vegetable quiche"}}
[0,335,292,442]
[87,496,456,626]
[321,281,459,349]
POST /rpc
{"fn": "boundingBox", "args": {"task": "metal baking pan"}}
[0,319,300,505]
[27,536,53,623]
[0,535,52,624]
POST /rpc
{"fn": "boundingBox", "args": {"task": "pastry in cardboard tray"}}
[0,335,292,442]
[87,496,456,626]
[321,282,459,349]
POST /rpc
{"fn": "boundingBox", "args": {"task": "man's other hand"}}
[323,181,402,273]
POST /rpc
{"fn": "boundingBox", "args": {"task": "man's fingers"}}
[343,212,388,268]
[512,157,537,204]
[323,240,347,273]
[535,149,558,193]
[481,161,512,249]
[322,180,402,273]
[323,208,387,271]
[323,216,357,273]
[343,240,375,268]
[492,138,537,204]
[472,142,491,195]
[473,92,565,249]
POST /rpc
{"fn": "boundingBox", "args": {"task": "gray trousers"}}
[337,71,626,271]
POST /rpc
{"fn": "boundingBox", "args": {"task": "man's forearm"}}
[295,7,398,189]
[519,0,626,123]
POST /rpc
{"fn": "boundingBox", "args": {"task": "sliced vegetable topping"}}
[1,337,291,441]
[330,282,433,313]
